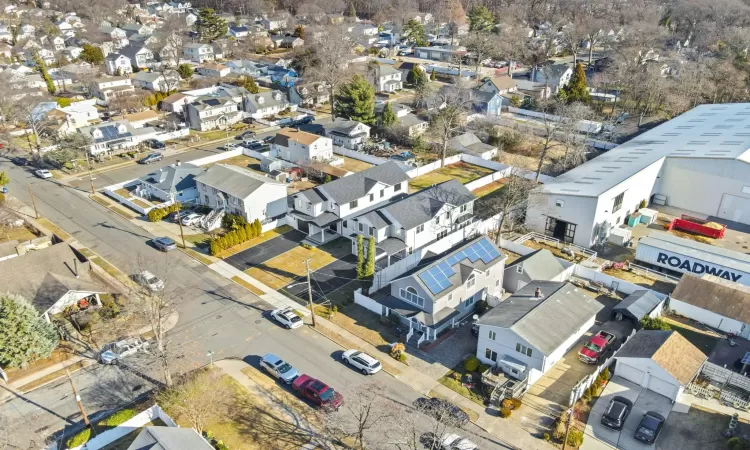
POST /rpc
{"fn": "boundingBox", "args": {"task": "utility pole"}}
[85,152,95,195]
[176,206,186,249]
[66,368,90,427]
[27,183,38,219]
[305,258,316,327]
[562,407,574,450]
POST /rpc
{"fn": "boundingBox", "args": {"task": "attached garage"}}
[615,330,706,402]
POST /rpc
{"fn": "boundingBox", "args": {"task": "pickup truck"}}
[291,374,343,410]
[578,331,617,364]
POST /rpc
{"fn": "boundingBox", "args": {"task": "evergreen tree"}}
[346,2,357,18]
[356,235,365,279]
[381,102,397,127]
[253,218,262,236]
[407,66,427,89]
[0,293,59,368]
[468,5,495,32]
[365,236,375,277]
[177,63,194,80]
[430,68,436,81]
[334,74,375,124]
[0,171,9,187]
[195,8,228,42]
[239,76,259,93]
[293,25,305,39]
[33,51,56,94]
[560,62,590,104]
[80,44,104,65]
[403,19,427,47]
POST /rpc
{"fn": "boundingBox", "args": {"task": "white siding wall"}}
[615,357,682,401]
[526,193,599,248]
[670,299,746,335]
[476,326,545,384]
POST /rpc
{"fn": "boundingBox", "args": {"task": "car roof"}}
[353,352,379,365]
[156,237,174,243]
[262,353,282,364]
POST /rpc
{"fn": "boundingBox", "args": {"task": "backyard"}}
[408,162,494,193]
[600,266,677,295]
[339,156,373,173]
[471,179,506,198]
[205,154,266,177]
[245,242,338,289]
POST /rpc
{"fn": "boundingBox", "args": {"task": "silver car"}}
[152,237,177,252]
[100,337,149,364]
[260,353,299,384]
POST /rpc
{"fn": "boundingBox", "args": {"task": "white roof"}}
[540,103,750,197]
[639,231,750,275]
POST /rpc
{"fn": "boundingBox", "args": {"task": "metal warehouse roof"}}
[540,103,750,198]
[639,231,750,274]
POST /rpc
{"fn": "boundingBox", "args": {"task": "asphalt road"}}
[0,149,510,449]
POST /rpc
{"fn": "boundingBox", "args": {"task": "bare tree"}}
[320,383,391,450]
[463,31,500,79]
[155,368,231,434]
[390,398,470,450]
[430,83,472,167]
[485,164,538,243]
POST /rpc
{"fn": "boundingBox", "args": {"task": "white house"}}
[183,43,214,63]
[195,164,288,223]
[120,45,155,69]
[186,96,241,131]
[476,281,603,385]
[132,70,179,92]
[325,118,370,150]
[289,82,329,107]
[261,15,288,31]
[270,128,332,165]
[90,76,135,104]
[245,90,293,119]
[105,54,133,75]
[196,63,230,78]
[228,26,249,38]
[46,99,99,136]
[137,162,204,203]
[79,120,138,156]
[371,64,403,93]
[614,330,706,402]
[532,63,573,93]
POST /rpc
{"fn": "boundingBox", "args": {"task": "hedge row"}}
[147,202,181,222]
[209,219,262,256]
[66,408,137,448]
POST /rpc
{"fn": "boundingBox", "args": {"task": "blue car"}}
[260,353,299,384]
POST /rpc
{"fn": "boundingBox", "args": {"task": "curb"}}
[11,358,97,396]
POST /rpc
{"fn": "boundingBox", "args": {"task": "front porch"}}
[306,222,341,246]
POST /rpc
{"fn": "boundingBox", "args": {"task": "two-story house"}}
[244,90,293,119]
[261,15,288,31]
[195,164,287,224]
[186,96,241,131]
[532,63,573,94]
[132,70,179,92]
[105,54,133,75]
[324,118,370,151]
[371,64,403,93]
[228,26,249,38]
[270,128,332,164]
[99,26,128,48]
[183,43,214,63]
[289,82,329,107]
[120,45,155,69]
[476,76,519,98]
[469,88,503,116]
[79,120,138,156]
[122,23,153,36]
[197,63,230,78]
[90,77,135,104]
[289,161,410,244]
[226,59,266,77]
[368,236,506,344]
[45,99,99,136]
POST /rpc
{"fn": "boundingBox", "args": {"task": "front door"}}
[411,317,422,331]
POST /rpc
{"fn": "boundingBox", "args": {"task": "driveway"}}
[283,254,358,302]
[224,229,306,271]
[583,376,673,450]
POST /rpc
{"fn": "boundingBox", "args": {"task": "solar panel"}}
[435,261,455,277]
[418,270,451,295]
[476,239,502,263]
[742,351,750,365]
[464,246,481,262]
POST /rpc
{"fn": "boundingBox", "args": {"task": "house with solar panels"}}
[186,96,241,131]
[367,236,506,342]
[79,120,138,156]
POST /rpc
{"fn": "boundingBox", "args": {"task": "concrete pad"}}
[634,389,673,418]
[617,431,656,450]
[586,410,621,446]
[593,376,643,415]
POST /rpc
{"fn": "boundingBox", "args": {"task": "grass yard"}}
[217,225,293,258]
[90,255,131,285]
[36,217,72,240]
[231,276,266,296]
[312,319,402,376]
[245,245,336,289]
[471,179,506,198]
[191,129,232,142]
[5,346,76,382]
[4,224,40,242]
[207,154,265,176]
[523,239,589,263]
[183,232,211,247]
[130,198,151,209]
[340,156,373,173]
[408,162,494,193]
[438,365,487,407]
[326,304,400,354]
[662,317,720,355]
[601,266,677,295]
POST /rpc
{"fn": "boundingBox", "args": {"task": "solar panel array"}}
[417,239,502,295]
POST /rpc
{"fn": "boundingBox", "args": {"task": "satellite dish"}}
[472,314,479,321]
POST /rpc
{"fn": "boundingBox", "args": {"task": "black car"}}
[601,396,633,430]
[243,117,255,124]
[263,135,275,143]
[634,411,665,445]
[149,140,165,149]
[238,131,256,140]
[12,157,28,166]
[413,397,469,426]
[298,116,314,124]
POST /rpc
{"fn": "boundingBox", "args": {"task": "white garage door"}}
[616,363,645,385]
[718,194,750,225]
[647,375,678,401]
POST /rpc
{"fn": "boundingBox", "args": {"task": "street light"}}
[207,350,214,367]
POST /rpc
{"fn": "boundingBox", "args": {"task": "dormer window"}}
[466,274,475,289]
[273,92,281,100]
[257,96,264,104]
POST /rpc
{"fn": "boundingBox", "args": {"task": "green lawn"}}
[472,180,506,198]
[438,364,487,407]
[409,162,494,192]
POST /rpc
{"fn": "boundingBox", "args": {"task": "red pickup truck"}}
[579,331,617,364]
[292,374,343,410]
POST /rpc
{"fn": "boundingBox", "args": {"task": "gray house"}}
[503,249,567,293]
[369,236,506,343]
[449,132,498,160]
[137,162,204,203]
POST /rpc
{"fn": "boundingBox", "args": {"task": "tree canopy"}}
[559,62,590,103]
[177,63,194,80]
[0,293,59,368]
[468,5,495,32]
[80,44,104,65]
[403,19,427,47]
[195,8,228,42]
[334,74,375,124]
[380,102,397,127]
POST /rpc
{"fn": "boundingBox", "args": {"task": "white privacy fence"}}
[66,405,179,450]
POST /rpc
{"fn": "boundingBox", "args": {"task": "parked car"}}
[260,353,299,384]
[342,350,382,375]
[145,139,165,149]
[138,153,163,164]
[12,157,28,166]
[166,211,183,222]
[181,213,203,227]
[152,237,177,252]
[133,270,165,291]
[579,330,617,364]
[243,117,255,124]
[634,411,665,445]
[99,337,149,364]
[601,396,633,430]
[413,397,469,426]
[270,307,303,329]
[292,374,343,410]
[218,143,238,151]
[238,131,256,140]
[420,433,478,450]
[297,116,314,125]
[34,169,52,179]
[262,135,275,143]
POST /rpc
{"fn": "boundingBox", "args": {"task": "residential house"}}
[532,63,573,93]
[186,96,241,131]
[289,161,410,244]
[0,43,11,58]
[469,88,503,116]
[415,45,466,62]
[137,161,203,203]
[375,102,410,121]
[122,23,153,36]
[368,236,506,342]
[398,113,428,137]
[183,43,214,62]
[226,59,266,77]
[132,70,179,92]
[195,164,287,223]
[0,243,106,322]
[476,281,603,385]
[18,24,36,39]
[289,82,329,107]
[610,290,666,326]
[325,118,370,150]
[167,1,192,14]
[79,120,138,155]
[245,90,293,119]
[271,35,303,49]
[476,76,519,98]
[120,45,155,69]
[371,64,403,93]
[105,53,133,75]
[160,92,191,114]
[128,426,214,450]
[502,249,567,293]
[394,61,426,84]
[63,46,83,60]
[211,42,225,60]
[228,26,249,38]
[45,99,99,136]
[55,20,74,35]
[197,63,230,78]
[261,15,288,31]
[115,109,160,128]
[128,33,159,47]
[614,330,706,402]
[413,13,433,25]
[99,26,128,48]
[49,35,66,51]
[185,12,198,26]
[448,132,498,160]
[260,156,285,174]
[271,127,332,164]
[90,76,135,104]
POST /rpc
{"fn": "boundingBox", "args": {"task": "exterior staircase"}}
[202,208,225,231]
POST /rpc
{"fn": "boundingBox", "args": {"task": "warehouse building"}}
[527,103,750,248]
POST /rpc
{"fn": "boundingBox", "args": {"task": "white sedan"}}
[133,270,164,291]
[180,213,203,227]
[35,169,53,179]
[342,349,382,375]
[270,307,303,329]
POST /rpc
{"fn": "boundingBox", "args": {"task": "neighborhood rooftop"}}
[672,274,750,323]
[195,164,282,199]
[616,330,706,385]
[297,161,410,205]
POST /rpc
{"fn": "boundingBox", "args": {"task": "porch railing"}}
[417,332,426,347]
[406,326,413,343]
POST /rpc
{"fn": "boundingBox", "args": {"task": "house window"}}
[516,343,532,357]
[394,183,401,191]
[555,199,565,208]
[343,220,348,229]
[369,227,374,236]
[495,279,500,287]
[460,204,467,213]
[489,330,496,340]
[485,348,498,362]
[359,223,364,232]
[400,287,424,307]
[466,274,475,289]
[380,189,385,198]
[465,295,476,307]
[369,193,374,202]
[437,230,448,239]
[350,199,358,208]
[448,293,453,301]
[516,265,523,274]
[306,204,311,211]
[612,192,624,213]
[416,224,424,234]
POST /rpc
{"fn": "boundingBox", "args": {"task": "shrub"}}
[301,243,312,250]
[499,408,512,418]
[222,213,246,230]
[66,427,91,448]
[567,429,584,448]
[463,356,481,372]
[210,240,221,256]
[474,300,488,315]
[543,432,551,442]
[244,223,255,239]
[601,367,611,382]
[728,437,750,450]
[511,398,522,409]
[501,398,513,410]
[639,199,647,209]
[478,364,489,374]
[553,411,569,441]
[101,408,137,427]
[397,353,407,363]
[639,317,671,330]
[99,295,120,319]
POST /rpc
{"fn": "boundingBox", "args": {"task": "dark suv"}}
[601,396,633,430]
[634,411,665,444]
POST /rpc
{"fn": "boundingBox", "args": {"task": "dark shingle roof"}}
[611,290,664,322]
[671,274,750,323]
[382,179,474,230]
[316,161,409,204]
[139,163,203,193]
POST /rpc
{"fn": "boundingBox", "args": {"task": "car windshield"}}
[277,362,292,373]
[319,387,335,402]
[289,315,301,322]
[147,276,159,284]
[637,426,655,437]
[160,238,174,245]
[584,342,602,352]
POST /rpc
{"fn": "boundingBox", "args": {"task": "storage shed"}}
[611,290,665,324]
[503,249,568,293]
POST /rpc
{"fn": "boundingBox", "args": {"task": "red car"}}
[292,374,343,410]
[579,331,616,364]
